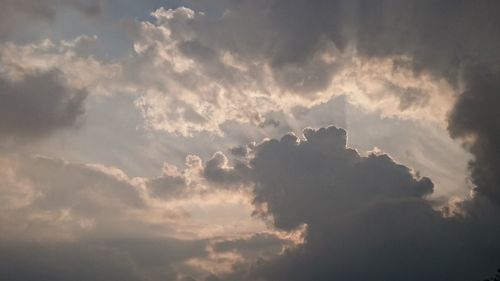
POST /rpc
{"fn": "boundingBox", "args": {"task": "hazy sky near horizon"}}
[1,1,500,280]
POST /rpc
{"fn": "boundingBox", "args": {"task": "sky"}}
[1,0,500,280]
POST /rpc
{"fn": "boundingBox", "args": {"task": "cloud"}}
[162,0,500,207]
[124,5,456,136]
[0,2,495,203]
[0,152,268,241]
[0,153,147,241]
[0,35,124,144]
[0,2,465,136]
[212,233,289,260]
[448,65,500,205]
[1,1,500,280]
[0,152,277,279]
[350,0,500,206]
[0,238,207,281]
[203,151,251,185]
[127,1,500,209]
[185,232,296,278]
[0,0,102,39]
[0,37,124,96]
[0,240,147,281]
[0,123,497,281]
[143,2,500,140]
[0,69,87,141]
[144,163,190,199]
[203,126,500,281]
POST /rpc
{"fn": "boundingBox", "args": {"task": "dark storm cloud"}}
[0,70,87,141]
[204,126,500,281]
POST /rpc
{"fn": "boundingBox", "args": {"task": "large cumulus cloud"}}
[204,126,500,281]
